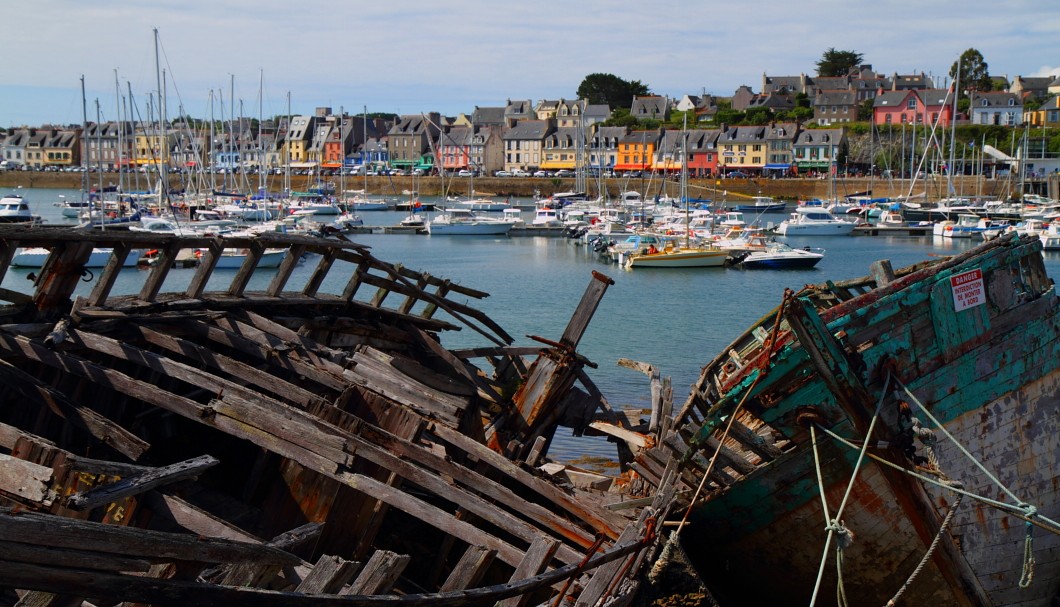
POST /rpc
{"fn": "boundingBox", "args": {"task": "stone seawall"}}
[0,171,1034,201]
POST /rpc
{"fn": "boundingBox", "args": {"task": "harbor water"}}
[6,187,1060,463]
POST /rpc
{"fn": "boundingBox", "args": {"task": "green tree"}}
[794,92,811,109]
[857,99,874,121]
[744,106,773,125]
[576,73,650,109]
[950,49,993,95]
[815,48,864,77]
[713,108,745,125]
[603,108,640,128]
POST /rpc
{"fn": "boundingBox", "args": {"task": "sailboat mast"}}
[257,69,264,192]
[79,76,88,204]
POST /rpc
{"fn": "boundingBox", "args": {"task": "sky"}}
[2,0,1058,128]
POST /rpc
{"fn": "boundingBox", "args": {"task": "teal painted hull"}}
[672,233,1060,606]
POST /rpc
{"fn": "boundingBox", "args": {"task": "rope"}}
[808,372,890,607]
[814,423,1060,535]
[885,493,964,607]
[1019,506,1037,588]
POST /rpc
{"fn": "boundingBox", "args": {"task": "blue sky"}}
[2,0,1057,127]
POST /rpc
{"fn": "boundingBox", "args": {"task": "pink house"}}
[873,88,955,127]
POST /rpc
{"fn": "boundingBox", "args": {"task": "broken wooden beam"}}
[66,455,220,512]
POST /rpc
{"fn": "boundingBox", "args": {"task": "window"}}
[907,98,917,110]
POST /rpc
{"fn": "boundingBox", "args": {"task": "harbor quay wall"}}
[2,172,1052,202]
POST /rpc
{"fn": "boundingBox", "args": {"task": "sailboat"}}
[625,120,729,269]
[345,108,391,211]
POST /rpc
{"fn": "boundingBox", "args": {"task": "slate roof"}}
[795,128,844,145]
[718,126,766,144]
[502,120,552,140]
[815,90,858,106]
[969,91,1022,108]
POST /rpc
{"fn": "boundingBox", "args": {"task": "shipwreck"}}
[0,226,689,606]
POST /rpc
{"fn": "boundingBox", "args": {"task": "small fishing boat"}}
[674,232,1060,605]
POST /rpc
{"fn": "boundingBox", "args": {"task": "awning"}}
[290,162,318,168]
[764,164,791,169]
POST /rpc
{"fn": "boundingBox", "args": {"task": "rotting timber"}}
[0,225,685,606]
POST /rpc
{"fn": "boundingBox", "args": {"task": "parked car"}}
[456,169,476,178]
[554,169,573,178]
[494,170,512,177]
[511,169,531,177]
[726,171,749,178]
[532,170,551,177]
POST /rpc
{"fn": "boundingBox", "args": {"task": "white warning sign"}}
[950,269,985,312]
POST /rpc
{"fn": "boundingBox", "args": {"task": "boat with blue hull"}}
[670,232,1060,606]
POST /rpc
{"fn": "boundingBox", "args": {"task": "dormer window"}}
[982,99,989,106]
[1008,98,1015,106]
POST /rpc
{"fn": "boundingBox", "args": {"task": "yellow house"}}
[133,129,172,167]
[716,125,767,175]
[1025,96,1060,127]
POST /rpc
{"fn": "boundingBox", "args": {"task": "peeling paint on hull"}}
[675,234,1060,606]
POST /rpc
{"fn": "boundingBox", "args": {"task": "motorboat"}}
[732,196,785,213]
[195,247,288,269]
[425,208,514,236]
[0,194,42,224]
[321,212,364,234]
[775,207,856,236]
[932,213,994,238]
[732,242,825,269]
[531,207,562,227]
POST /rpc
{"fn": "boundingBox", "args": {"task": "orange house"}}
[614,129,661,172]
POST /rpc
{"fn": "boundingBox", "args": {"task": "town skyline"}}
[2,0,1058,128]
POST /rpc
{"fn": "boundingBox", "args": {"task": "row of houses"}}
[2,65,1056,178]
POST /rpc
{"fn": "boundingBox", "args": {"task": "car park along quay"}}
[6,170,1051,204]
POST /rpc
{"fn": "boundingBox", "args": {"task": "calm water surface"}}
[7,187,1059,462]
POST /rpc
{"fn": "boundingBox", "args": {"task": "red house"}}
[873,88,955,127]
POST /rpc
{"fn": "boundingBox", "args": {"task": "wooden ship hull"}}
[0,226,683,606]
[666,232,1060,605]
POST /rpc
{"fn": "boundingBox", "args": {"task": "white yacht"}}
[775,207,856,236]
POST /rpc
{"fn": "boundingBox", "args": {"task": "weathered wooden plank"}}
[82,241,132,307]
[560,271,614,347]
[12,590,81,607]
[301,247,339,296]
[335,419,585,564]
[0,509,301,566]
[178,317,347,387]
[142,241,185,301]
[66,455,218,511]
[265,243,306,297]
[344,550,410,595]
[588,421,651,450]
[0,540,151,573]
[496,537,561,607]
[438,545,496,592]
[427,422,624,539]
[0,358,149,460]
[342,417,597,552]
[334,472,525,567]
[143,492,263,544]
[345,349,466,425]
[296,554,362,593]
[0,453,51,503]
[132,323,327,408]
